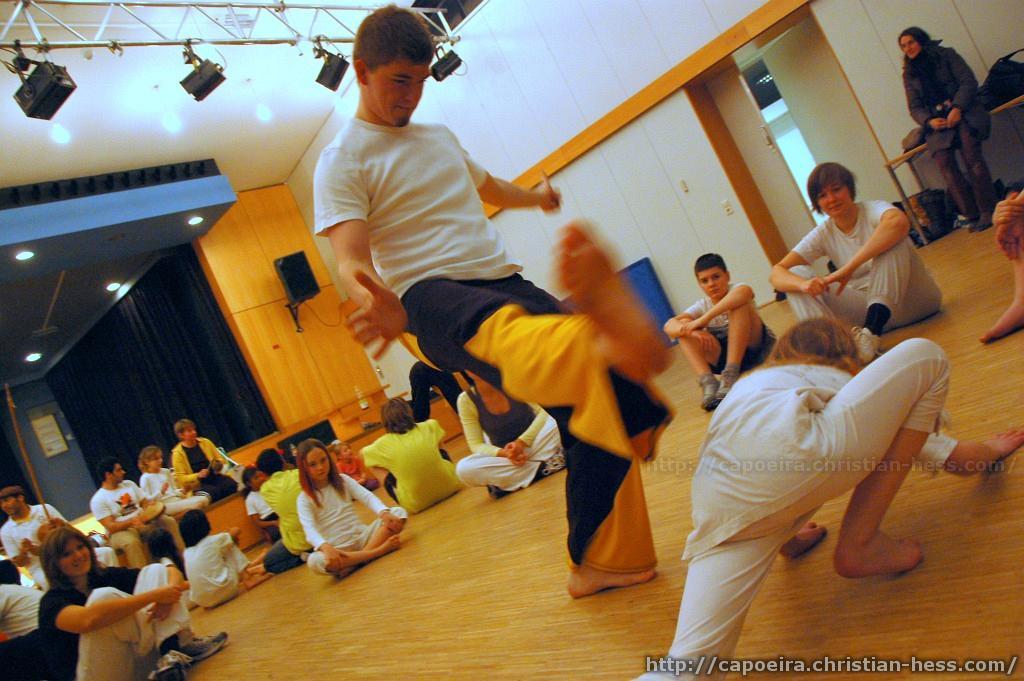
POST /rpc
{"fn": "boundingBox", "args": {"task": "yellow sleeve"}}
[457,392,500,457]
[517,404,549,448]
[171,446,199,487]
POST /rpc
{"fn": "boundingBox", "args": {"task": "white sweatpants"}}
[454,417,562,491]
[306,507,408,575]
[76,563,191,681]
[637,339,954,680]
[786,242,941,331]
[162,495,210,517]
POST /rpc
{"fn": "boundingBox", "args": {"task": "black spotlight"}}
[313,39,349,91]
[180,43,225,101]
[10,42,76,120]
[431,46,462,82]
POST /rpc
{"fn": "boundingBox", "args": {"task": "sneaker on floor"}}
[179,632,228,662]
[148,651,192,681]
[699,374,720,411]
[714,367,740,405]
[969,212,993,232]
[852,326,881,364]
[953,215,976,231]
[539,450,566,477]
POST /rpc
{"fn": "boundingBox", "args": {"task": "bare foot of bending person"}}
[557,221,669,383]
[944,428,1024,474]
[567,563,657,599]
[833,532,923,578]
[980,301,1024,343]
[779,522,828,559]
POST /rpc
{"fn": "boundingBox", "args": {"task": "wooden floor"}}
[188,228,1023,680]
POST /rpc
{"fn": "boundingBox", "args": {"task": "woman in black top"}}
[36,526,226,681]
[900,26,997,231]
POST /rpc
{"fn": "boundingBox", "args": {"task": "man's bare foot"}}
[779,522,827,559]
[833,532,922,578]
[945,428,1024,474]
[980,302,1024,343]
[566,563,657,599]
[556,222,668,381]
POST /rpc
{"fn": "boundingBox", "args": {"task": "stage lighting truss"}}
[0,1,460,60]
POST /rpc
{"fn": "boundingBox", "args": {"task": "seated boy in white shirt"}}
[179,510,269,609]
[663,253,775,411]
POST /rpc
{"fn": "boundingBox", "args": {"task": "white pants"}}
[306,507,408,576]
[455,417,562,491]
[637,339,953,680]
[786,243,941,331]
[76,563,191,681]
[162,495,210,517]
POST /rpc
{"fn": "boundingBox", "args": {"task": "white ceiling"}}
[0,2,419,192]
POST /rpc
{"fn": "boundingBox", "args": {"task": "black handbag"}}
[979,48,1024,110]
[901,125,927,151]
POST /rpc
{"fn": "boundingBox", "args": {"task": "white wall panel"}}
[491,209,558,294]
[579,0,673,96]
[479,0,586,158]
[639,0,722,68]
[956,0,1024,66]
[641,91,775,304]
[523,0,628,125]
[704,0,766,33]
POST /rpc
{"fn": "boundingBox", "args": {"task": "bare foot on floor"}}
[946,428,1024,474]
[779,522,827,559]
[556,221,668,382]
[834,532,922,578]
[567,564,657,599]
[980,302,1024,343]
[378,534,402,556]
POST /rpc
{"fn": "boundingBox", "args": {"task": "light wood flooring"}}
[189,228,1023,680]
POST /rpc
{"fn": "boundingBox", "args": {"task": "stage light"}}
[313,38,349,91]
[15,250,35,261]
[25,353,42,363]
[9,41,77,120]
[431,46,462,82]
[180,42,225,101]
[106,282,121,292]
[188,215,204,226]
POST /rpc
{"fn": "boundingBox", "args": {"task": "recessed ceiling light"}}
[162,112,182,134]
[25,352,42,362]
[187,216,204,226]
[106,282,121,292]
[15,250,35,261]
[256,103,273,122]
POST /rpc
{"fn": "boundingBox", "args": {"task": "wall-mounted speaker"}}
[274,251,320,306]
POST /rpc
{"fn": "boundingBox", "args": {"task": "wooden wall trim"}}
[483,0,809,218]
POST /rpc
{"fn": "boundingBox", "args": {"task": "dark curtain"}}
[0,427,36,522]
[46,245,275,485]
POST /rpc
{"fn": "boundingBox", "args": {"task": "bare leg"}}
[833,428,927,578]
[725,303,760,366]
[943,428,1024,475]
[980,258,1024,343]
[362,520,403,551]
[567,563,657,599]
[778,521,827,559]
[677,334,719,376]
[557,222,669,383]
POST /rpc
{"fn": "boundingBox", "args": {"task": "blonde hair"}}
[767,317,862,375]
[138,445,164,470]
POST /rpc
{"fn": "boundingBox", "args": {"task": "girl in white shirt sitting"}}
[178,511,269,608]
[295,439,407,577]
[137,446,209,519]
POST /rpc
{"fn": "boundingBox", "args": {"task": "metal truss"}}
[0,1,456,53]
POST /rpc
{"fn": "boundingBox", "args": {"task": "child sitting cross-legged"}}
[178,510,270,609]
[138,446,210,520]
[295,438,406,578]
[664,253,776,411]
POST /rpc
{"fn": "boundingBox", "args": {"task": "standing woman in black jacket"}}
[900,26,997,231]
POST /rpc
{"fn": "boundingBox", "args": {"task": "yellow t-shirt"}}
[259,469,311,554]
[361,420,462,514]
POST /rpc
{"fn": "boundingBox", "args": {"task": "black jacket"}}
[903,44,990,150]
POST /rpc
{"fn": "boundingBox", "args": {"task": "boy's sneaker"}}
[714,366,740,405]
[953,215,975,231]
[852,327,881,364]
[148,651,192,681]
[698,374,720,411]
[539,450,566,477]
[179,632,228,662]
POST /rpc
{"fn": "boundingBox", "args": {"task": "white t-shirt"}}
[313,119,522,298]
[140,469,182,503]
[89,482,145,524]
[183,532,249,608]
[244,490,273,519]
[792,200,908,291]
[1,503,65,587]
[0,584,43,638]
[296,475,391,551]
[683,283,752,331]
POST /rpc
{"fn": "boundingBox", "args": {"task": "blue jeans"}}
[263,539,304,574]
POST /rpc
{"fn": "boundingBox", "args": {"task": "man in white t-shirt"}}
[771,162,942,363]
[0,561,50,679]
[663,254,775,411]
[89,458,184,567]
[314,6,672,598]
